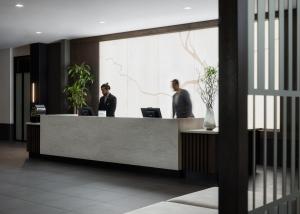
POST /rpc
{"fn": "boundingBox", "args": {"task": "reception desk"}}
[39,115,203,171]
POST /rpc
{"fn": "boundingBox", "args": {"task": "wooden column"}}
[27,124,40,156]
[70,40,99,113]
[218,0,248,213]
[30,43,48,107]
[47,40,70,114]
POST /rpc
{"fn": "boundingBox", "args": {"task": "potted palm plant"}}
[198,66,218,130]
[64,63,94,114]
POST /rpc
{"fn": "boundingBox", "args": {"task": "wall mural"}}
[104,57,172,97]
[99,27,219,121]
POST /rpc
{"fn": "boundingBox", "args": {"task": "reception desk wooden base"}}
[181,130,218,181]
[27,123,40,154]
[28,115,206,171]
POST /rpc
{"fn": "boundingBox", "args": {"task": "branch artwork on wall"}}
[179,31,209,92]
[102,57,172,97]
[99,27,219,118]
[179,31,207,68]
[102,31,209,98]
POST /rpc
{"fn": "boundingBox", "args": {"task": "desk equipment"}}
[31,105,46,122]
[79,107,94,116]
[141,108,162,118]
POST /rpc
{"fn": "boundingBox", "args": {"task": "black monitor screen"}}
[79,107,94,116]
[141,108,162,118]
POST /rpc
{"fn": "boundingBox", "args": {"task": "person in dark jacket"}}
[98,83,117,117]
[171,79,194,118]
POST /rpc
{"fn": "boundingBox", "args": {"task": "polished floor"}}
[0,141,204,214]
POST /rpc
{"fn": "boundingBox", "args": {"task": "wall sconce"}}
[32,82,36,103]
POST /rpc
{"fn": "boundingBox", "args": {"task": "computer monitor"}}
[141,108,162,118]
[79,107,94,116]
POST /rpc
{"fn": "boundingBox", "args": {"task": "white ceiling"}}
[0,0,218,49]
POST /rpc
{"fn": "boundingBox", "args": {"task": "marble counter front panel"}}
[40,116,191,170]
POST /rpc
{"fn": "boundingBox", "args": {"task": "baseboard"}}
[29,153,184,177]
[0,124,14,141]
[184,172,218,185]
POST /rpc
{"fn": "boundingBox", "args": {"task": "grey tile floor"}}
[0,141,205,214]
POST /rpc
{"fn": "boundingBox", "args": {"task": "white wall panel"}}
[99,28,219,122]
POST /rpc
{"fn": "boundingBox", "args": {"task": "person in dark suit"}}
[98,83,117,117]
[171,79,194,118]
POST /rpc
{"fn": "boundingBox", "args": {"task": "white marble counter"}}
[26,122,41,126]
[40,115,203,170]
[181,128,219,135]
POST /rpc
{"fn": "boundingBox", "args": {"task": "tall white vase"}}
[203,106,216,130]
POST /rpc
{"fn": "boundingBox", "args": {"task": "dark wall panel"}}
[47,42,62,114]
[70,41,99,113]
[30,41,70,115]
[0,124,14,141]
[30,43,48,107]
[74,20,218,43]
[47,40,70,114]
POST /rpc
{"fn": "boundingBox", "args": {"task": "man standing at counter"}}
[99,83,117,117]
[171,79,194,118]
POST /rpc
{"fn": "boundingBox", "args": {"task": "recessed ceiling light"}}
[15,3,24,8]
[184,6,192,10]
[36,31,42,34]
[99,21,105,24]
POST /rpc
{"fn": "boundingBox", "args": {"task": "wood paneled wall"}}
[69,20,218,113]
[70,41,99,113]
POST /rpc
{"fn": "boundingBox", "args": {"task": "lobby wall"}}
[14,45,30,57]
[70,40,100,113]
[99,28,219,120]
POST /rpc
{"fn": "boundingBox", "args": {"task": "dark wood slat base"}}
[181,133,218,179]
[27,124,40,154]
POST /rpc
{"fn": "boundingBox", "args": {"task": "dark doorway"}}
[14,56,31,141]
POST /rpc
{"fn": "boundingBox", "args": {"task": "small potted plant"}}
[64,63,94,114]
[198,66,218,130]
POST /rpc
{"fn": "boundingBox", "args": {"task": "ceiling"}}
[0,0,218,49]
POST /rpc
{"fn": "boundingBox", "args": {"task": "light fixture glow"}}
[184,6,192,10]
[15,3,24,8]
[36,31,42,34]
[99,21,105,24]
[32,83,36,103]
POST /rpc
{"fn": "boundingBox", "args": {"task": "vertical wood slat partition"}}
[298,0,300,197]
[264,95,268,205]
[269,0,275,91]
[249,0,300,213]
[291,97,296,192]
[288,0,293,90]
[274,96,278,201]
[283,97,287,197]
[249,0,256,210]
[279,0,285,91]
[298,0,300,92]
[257,0,266,90]
[219,0,249,213]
